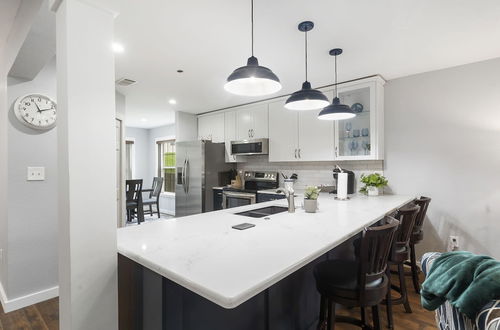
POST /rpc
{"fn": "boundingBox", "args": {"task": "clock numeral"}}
[24,113,29,117]
[25,102,30,106]
[38,98,41,102]
[31,98,34,102]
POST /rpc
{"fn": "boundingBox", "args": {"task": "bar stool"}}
[314,216,399,330]
[385,203,420,329]
[406,196,431,293]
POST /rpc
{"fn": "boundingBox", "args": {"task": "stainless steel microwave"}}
[230,138,269,156]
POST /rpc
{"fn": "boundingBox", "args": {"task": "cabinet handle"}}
[248,129,251,138]
[335,146,338,158]
[294,149,297,159]
[298,148,301,158]
[251,129,254,137]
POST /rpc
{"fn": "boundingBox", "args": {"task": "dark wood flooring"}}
[0,298,58,330]
[0,272,435,329]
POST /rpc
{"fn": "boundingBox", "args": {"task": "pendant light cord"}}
[304,30,308,81]
[334,54,338,97]
[251,0,254,57]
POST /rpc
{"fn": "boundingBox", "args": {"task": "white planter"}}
[304,199,318,213]
[367,186,380,196]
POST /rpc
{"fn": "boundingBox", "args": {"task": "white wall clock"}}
[14,93,57,130]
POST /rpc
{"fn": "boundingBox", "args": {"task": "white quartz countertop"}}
[117,194,413,309]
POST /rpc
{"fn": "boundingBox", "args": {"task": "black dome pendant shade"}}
[318,48,356,120]
[285,21,329,111]
[224,0,281,96]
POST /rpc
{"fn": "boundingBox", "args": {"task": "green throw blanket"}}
[421,251,500,319]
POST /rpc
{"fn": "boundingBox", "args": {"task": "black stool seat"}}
[315,259,387,307]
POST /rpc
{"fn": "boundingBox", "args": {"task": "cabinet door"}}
[198,114,224,142]
[224,111,238,163]
[250,104,268,139]
[210,113,225,143]
[298,110,334,161]
[236,108,254,140]
[268,100,299,162]
[334,78,383,160]
[198,115,211,140]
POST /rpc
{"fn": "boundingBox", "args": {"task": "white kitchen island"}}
[117,194,413,330]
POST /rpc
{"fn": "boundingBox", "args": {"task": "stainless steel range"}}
[222,171,279,209]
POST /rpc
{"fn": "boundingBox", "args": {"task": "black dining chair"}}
[126,179,144,224]
[314,216,400,330]
[142,177,163,218]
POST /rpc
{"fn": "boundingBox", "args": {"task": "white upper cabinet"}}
[236,104,268,140]
[224,111,238,163]
[268,98,335,162]
[298,109,335,161]
[198,113,224,143]
[334,76,385,160]
[268,100,298,162]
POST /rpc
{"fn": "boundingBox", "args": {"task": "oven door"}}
[222,191,256,209]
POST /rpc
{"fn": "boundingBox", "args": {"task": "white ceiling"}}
[11,0,500,128]
[112,0,500,128]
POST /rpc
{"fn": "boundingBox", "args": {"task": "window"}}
[157,139,176,193]
[125,140,134,179]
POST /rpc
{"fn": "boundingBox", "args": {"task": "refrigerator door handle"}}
[182,159,187,193]
[185,158,190,194]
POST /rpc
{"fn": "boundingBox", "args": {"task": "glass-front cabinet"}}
[334,76,385,160]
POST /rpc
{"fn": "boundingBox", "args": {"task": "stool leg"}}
[317,295,327,330]
[398,263,412,313]
[410,244,420,294]
[360,307,367,327]
[372,304,381,330]
[386,267,394,329]
[327,299,335,330]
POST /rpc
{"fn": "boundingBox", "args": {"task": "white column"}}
[55,1,118,329]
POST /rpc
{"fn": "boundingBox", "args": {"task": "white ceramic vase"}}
[304,199,318,213]
[367,186,380,196]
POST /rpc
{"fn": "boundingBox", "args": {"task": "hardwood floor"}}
[0,298,58,330]
[0,271,435,329]
[334,272,437,329]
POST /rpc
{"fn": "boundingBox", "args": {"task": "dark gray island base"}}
[118,244,353,330]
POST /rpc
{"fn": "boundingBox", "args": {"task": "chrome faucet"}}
[276,187,295,213]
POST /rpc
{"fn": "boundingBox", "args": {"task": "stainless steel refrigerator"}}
[175,141,235,217]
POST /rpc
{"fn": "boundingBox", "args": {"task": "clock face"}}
[14,94,57,130]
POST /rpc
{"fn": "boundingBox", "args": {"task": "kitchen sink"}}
[235,206,288,218]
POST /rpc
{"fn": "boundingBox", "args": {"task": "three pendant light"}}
[225,2,354,120]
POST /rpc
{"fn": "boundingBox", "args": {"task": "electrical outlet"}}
[447,235,460,252]
[27,167,45,181]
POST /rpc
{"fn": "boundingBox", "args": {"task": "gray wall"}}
[126,124,175,184]
[6,58,58,298]
[384,57,500,259]
[125,127,150,182]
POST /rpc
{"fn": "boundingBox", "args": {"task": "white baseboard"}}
[0,281,58,313]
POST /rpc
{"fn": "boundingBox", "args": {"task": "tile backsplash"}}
[237,156,384,192]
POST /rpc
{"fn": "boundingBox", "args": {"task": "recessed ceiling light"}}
[140,118,148,122]
[169,99,177,105]
[112,42,124,53]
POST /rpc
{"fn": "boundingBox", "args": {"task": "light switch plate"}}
[27,167,45,181]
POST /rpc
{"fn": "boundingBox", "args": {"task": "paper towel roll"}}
[337,172,348,200]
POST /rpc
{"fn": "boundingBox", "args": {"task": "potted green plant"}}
[359,173,388,196]
[304,186,320,213]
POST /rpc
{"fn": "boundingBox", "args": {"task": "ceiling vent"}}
[116,78,137,86]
